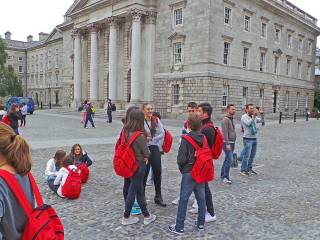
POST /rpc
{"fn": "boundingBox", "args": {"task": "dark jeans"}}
[241,138,257,172]
[124,161,149,218]
[20,115,26,126]
[84,114,95,128]
[143,145,162,197]
[12,128,19,135]
[107,110,112,123]
[47,179,59,193]
[221,143,235,180]
[175,173,205,231]
[205,183,215,216]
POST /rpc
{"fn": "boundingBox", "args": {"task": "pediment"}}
[46,28,63,43]
[65,0,110,16]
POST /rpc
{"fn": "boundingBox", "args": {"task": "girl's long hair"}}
[123,109,146,138]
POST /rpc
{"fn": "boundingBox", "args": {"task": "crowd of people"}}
[0,99,265,238]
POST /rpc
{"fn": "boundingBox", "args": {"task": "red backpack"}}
[202,122,224,160]
[113,131,142,178]
[154,117,173,153]
[182,135,214,184]
[0,170,64,240]
[61,167,82,199]
[1,114,11,126]
[77,163,89,183]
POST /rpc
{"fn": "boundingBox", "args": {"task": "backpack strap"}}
[0,170,33,215]
[127,131,142,146]
[182,135,200,150]
[27,172,44,206]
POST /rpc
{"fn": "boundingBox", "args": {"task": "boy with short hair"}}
[169,113,206,235]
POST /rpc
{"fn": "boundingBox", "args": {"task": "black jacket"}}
[201,118,216,148]
[177,131,205,174]
[8,111,21,129]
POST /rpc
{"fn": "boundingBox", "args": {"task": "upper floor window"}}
[18,56,23,61]
[244,15,250,31]
[298,39,303,51]
[18,66,23,73]
[307,64,311,80]
[287,34,292,48]
[222,85,229,107]
[174,8,183,26]
[224,7,232,26]
[261,23,267,38]
[242,47,249,69]
[275,28,281,43]
[274,56,279,74]
[308,40,313,54]
[223,42,230,65]
[286,59,291,76]
[260,52,266,72]
[297,62,302,79]
[173,42,182,65]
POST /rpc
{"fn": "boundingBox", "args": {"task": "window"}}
[174,8,183,26]
[173,42,182,65]
[308,40,313,54]
[259,89,264,107]
[274,56,279,74]
[260,52,266,72]
[285,91,289,109]
[296,92,300,109]
[242,47,249,69]
[223,42,230,65]
[242,87,248,106]
[18,66,23,73]
[307,64,311,80]
[18,56,23,61]
[286,59,291,76]
[224,7,232,25]
[261,23,267,38]
[7,55,13,60]
[275,28,281,42]
[222,85,229,107]
[287,34,292,48]
[305,93,309,109]
[298,39,303,50]
[298,62,302,79]
[172,84,180,105]
[244,16,250,31]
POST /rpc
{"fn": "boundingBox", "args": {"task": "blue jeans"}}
[176,173,206,231]
[84,113,95,128]
[221,143,235,179]
[240,138,257,172]
[47,179,59,193]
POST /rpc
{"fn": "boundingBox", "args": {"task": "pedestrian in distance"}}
[104,99,114,123]
[45,150,66,193]
[20,103,28,127]
[220,104,237,184]
[84,102,95,129]
[168,113,207,235]
[8,104,22,135]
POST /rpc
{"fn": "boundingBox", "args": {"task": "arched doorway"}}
[127,69,131,103]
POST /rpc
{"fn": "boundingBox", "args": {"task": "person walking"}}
[84,102,95,129]
[104,99,113,123]
[240,104,263,176]
[8,104,22,135]
[142,103,166,207]
[20,103,28,127]
[220,104,237,184]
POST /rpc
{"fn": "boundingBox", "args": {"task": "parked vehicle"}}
[6,97,35,114]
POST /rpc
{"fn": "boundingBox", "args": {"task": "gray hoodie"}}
[241,114,262,139]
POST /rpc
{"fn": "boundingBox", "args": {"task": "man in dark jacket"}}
[196,102,217,223]
[8,104,22,135]
[169,113,206,235]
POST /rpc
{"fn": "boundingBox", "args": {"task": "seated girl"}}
[68,144,92,167]
[45,150,66,193]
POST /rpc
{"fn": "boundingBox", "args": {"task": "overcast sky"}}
[0,0,319,45]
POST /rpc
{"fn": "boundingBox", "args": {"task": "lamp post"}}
[48,84,52,109]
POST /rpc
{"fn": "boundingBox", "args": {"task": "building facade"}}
[315,48,320,90]
[3,0,320,117]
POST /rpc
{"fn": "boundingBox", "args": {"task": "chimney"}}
[38,32,49,41]
[5,31,11,40]
[27,35,33,42]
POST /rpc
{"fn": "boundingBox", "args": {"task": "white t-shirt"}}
[54,165,77,198]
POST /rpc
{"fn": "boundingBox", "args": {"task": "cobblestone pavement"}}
[19,111,320,240]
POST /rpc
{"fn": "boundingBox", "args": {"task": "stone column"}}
[108,17,118,101]
[73,29,82,106]
[130,9,144,104]
[89,24,99,101]
[145,11,157,102]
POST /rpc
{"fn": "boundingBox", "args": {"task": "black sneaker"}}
[240,171,249,177]
[249,170,257,175]
[168,225,184,235]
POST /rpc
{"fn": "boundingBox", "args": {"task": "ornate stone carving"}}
[129,8,145,22]
[87,23,99,33]
[71,28,82,38]
[106,16,119,27]
[145,11,157,24]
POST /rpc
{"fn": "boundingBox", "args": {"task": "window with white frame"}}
[172,84,180,105]
[173,42,182,65]
[222,85,229,107]
[287,34,292,48]
[261,23,267,38]
[298,62,302,79]
[274,56,279,74]
[174,8,183,26]
[259,89,264,107]
[242,87,248,106]
[307,64,311,80]
[18,66,23,73]
[7,55,13,60]
[298,39,303,50]
[275,28,281,42]
[18,56,23,61]
[296,92,300,109]
[308,40,313,54]
[286,58,291,76]
[260,52,266,72]
[224,7,232,25]
[243,47,249,69]
[285,91,289,109]
[244,15,250,31]
[223,42,230,65]
[305,93,309,109]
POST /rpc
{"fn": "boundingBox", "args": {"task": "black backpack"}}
[112,104,116,111]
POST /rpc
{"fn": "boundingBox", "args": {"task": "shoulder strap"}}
[27,173,44,206]
[202,136,209,148]
[120,130,126,144]
[0,170,33,215]
[182,135,200,150]
[127,131,142,146]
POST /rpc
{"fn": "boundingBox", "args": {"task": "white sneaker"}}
[205,212,217,223]
[222,178,233,184]
[171,197,179,205]
[122,216,139,226]
[144,214,156,225]
[189,207,198,214]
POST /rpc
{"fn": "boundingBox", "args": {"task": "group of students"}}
[45,144,93,199]
[0,103,28,135]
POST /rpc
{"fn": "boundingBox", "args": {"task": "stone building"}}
[58,0,319,117]
[315,48,320,90]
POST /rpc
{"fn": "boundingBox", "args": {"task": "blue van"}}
[6,97,35,114]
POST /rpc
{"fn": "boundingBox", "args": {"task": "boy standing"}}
[169,113,206,235]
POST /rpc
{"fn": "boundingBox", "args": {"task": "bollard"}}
[49,101,52,109]
[294,112,296,122]
[279,112,282,124]
[306,112,309,121]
